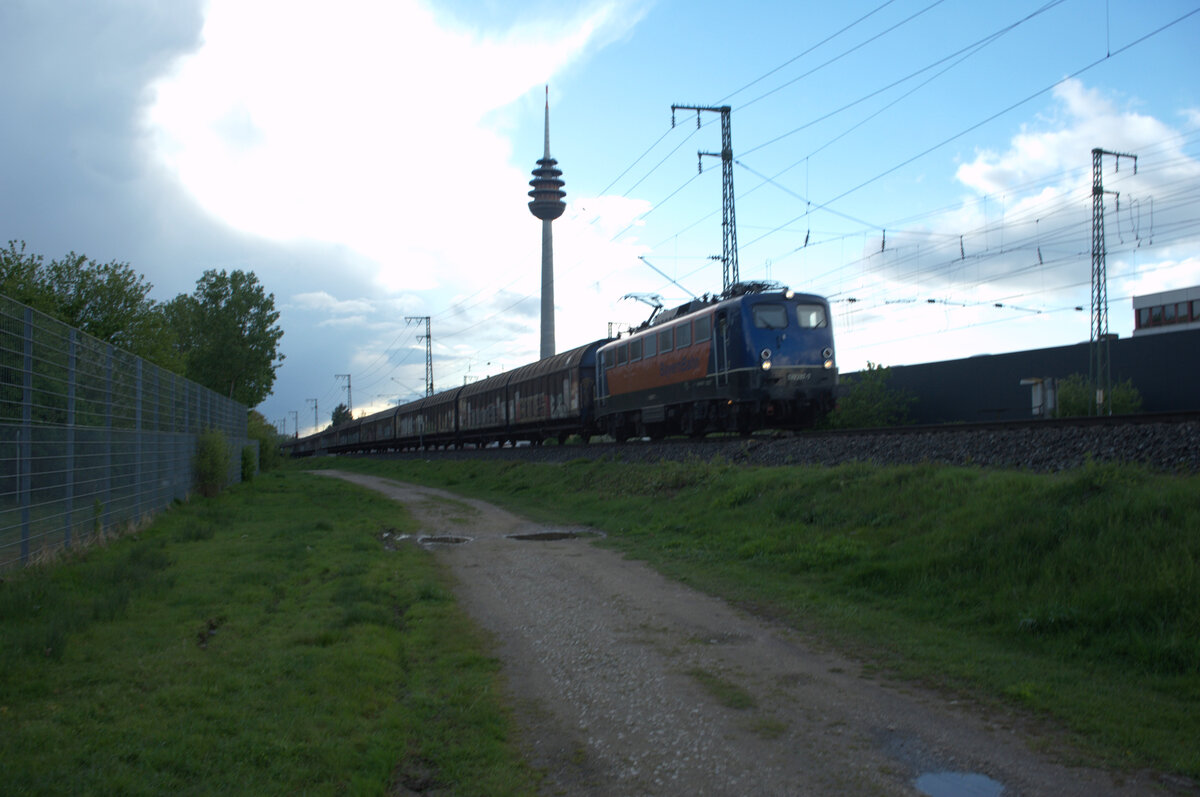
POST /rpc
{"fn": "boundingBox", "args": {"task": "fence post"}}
[180,376,188,499]
[65,329,76,549]
[135,358,143,523]
[19,307,32,563]
[103,344,113,537]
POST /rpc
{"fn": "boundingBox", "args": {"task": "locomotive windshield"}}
[795,304,828,328]
[752,303,789,329]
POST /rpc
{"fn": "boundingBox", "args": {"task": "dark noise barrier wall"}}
[853,328,1200,424]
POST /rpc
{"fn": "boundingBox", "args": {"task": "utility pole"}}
[307,398,318,432]
[335,373,352,416]
[289,410,299,439]
[405,316,433,396]
[672,104,738,292]
[1090,147,1136,416]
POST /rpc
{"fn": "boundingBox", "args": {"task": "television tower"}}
[528,85,566,359]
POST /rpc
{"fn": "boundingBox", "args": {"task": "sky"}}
[2,0,1198,434]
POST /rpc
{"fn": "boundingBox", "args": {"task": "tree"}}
[0,240,45,307]
[1,240,180,369]
[331,403,352,427]
[823,362,915,429]
[167,269,284,408]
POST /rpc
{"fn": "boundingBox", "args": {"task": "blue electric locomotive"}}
[595,284,837,440]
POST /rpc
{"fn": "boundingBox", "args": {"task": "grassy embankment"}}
[309,454,1200,779]
[0,470,538,796]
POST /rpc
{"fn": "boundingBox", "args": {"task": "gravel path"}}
[317,470,1178,796]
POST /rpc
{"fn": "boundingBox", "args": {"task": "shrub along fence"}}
[1,294,254,571]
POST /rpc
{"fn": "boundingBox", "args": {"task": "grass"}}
[0,469,537,796]
[306,454,1200,779]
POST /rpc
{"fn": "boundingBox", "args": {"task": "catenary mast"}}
[528,86,566,359]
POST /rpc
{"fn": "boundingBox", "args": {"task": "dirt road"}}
[317,470,1168,796]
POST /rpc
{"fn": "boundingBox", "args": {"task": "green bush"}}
[194,430,229,498]
[247,410,285,471]
[1053,373,1143,417]
[823,362,915,429]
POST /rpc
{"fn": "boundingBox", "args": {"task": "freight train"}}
[284,284,838,456]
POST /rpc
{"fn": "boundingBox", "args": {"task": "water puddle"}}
[417,535,472,545]
[914,771,1004,797]
[507,529,603,542]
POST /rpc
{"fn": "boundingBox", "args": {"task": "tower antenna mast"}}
[672,104,738,292]
[528,85,567,359]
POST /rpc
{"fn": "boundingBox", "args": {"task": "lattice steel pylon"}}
[405,316,433,396]
[672,104,738,292]
[1089,147,1136,416]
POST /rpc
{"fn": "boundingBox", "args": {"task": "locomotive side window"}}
[616,345,627,366]
[795,304,828,328]
[630,339,642,361]
[753,303,789,329]
[644,333,657,358]
[659,327,674,353]
[694,314,711,342]
[676,321,692,348]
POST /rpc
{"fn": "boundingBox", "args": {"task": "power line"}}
[733,0,951,113]
[782,6,1200,246]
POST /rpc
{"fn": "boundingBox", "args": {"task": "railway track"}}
[352,411,1200,472]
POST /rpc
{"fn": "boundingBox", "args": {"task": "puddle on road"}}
[507,529,603,542]
[418,535,473,546]
[914,771,1004,797]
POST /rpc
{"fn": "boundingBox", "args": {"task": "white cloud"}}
[956,79,1183,196]
[146,0,643,297]
[292,291,374,315]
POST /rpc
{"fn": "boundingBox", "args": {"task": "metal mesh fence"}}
[1,294,253,571]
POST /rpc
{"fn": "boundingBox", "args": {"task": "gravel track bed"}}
[365,421,1200,472]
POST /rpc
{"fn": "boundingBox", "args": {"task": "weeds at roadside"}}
[0,471,537,795]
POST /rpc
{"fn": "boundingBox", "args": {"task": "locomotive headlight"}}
[761,360,772,371]
[824,359,834,370]
[785,289,795,299]
[760,348,772,360]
